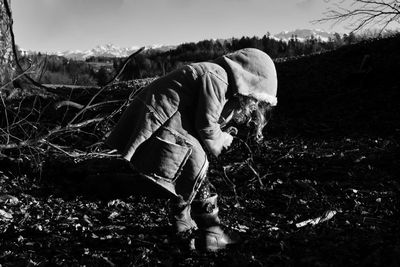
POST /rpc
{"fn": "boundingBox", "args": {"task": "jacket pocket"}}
[132,130,192,183]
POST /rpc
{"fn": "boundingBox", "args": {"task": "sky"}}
[11,0,347,52]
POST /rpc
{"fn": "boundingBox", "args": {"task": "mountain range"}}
[22,29,336,60]
[272,29,335,42]
[53,44,176,61]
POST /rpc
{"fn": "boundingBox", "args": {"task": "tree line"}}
[21,32,361,86]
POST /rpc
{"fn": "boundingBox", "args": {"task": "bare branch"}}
[0,117,104,150]
[314,0,400,32]
[67,47,145,125]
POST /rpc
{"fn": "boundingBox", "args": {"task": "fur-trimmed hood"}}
[213,48,278,106]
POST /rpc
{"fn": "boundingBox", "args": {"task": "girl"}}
[106,48,278,251]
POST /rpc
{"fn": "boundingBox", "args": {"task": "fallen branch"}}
[44,141,83,158]
[54,99,124,111]
[295,210,337,228]
[246,158,263,187]
[54,100,84,110]
[68,117,104,128]
[234,137,264,187]
[67,47,145,125]
[0,117,104,151]
[0,67,35,91]
[273,147,295,163]
[222,166,241,207]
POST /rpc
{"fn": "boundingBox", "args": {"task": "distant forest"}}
[21,32,360,86]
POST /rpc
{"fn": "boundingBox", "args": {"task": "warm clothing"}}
[212,48,277,106]
[106,48,277,202]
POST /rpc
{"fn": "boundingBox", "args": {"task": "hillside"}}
[272,34,400,137]
[0,35,399,266]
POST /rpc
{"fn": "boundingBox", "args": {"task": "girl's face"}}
[219,97,241,128]
[232,95,272,142]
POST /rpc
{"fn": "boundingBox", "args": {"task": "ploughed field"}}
[1,35,399,266]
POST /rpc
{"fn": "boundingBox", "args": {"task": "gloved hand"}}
[203,129,235,157]
[221,132,233,152]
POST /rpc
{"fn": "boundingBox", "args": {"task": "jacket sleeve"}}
[195,71,231,157]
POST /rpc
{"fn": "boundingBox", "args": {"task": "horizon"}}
[11,0,350,53]
[19,28,339,54]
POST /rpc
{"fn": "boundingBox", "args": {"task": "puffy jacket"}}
[106,48,277,200]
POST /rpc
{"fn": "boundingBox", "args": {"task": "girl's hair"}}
[232,95,273,143]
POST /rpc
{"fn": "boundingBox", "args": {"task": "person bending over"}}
[106,48,278,251]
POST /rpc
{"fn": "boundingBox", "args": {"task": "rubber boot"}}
[192,194,239,252]
[172,202,197,234]
[170,199,197,251]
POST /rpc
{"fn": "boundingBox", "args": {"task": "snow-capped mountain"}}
[22,29,337,60]
[56,44,137,59]
[53,44,176,60]
[272,29,335,42]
